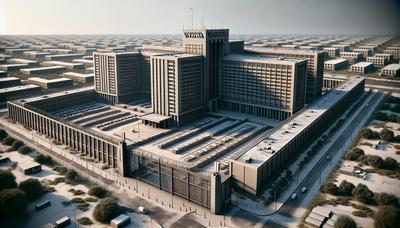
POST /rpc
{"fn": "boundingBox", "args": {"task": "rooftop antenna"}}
[190,8,194,29]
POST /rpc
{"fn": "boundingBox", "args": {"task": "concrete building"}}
[20,66,67,75]
[94,52,142,104]
[0,71,6,78]
[42,61,85,70]
[350,62,374,74]
[219,54,307,120]
[352,48,372,58]
[323,47,339,58]
[367,56,387,67]
[332,44,349,52]
[384,49,400,59]
[324,59,348,72]
[143,54,204,127]
[0,77,21,89]
[374,53,393,61]
[381,64,400,76]
[245,48,325,103]
[230,77,365,194]
[0,63,29,71]
[340,52,363,64]
[228,40,245,54]
[63,72,94,83]
[0,84,41,102]
[27,77,73,89]
[45,53,84,61]
[182,29,230,110]
[8,58,38,67]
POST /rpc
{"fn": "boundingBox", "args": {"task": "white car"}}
[301,187,307,193]
[291,193,297,200]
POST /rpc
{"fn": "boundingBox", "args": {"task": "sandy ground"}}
[0,145,153,228]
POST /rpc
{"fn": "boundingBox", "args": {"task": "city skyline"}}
[1,0,400,35]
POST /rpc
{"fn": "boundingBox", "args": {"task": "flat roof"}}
[42,61,84,67]
[63,72,94,78]
[0,84,40,93]
[246,47,323,55]
[382,64,400,71]
[351,62,373,67]
[152,53,202,60]
[21,66,67,72]
[0,77,20,82]
[324,58,348,64]
[93,51,139,57]
[28,77,72,84]
[140,113,171,123]
[223,54,306,65]
[17,86,93,104]
[235,76,365,167]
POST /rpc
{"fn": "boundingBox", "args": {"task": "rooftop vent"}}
[244,157,253,163]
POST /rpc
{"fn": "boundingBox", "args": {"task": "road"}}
[277,91,383,218]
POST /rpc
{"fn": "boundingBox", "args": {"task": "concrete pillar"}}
[210,172,222,214]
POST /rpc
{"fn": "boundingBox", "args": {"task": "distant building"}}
[323,47,339,58]
[340,52,363,64]
[350,62,374,74]
[381,64,400,76]
[324,59,348,72]
[367,56,387,67]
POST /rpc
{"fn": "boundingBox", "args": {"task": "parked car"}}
[138,206,148,214]
[301,187,307,193]
[290,193,297,200]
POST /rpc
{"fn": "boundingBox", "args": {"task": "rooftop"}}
[382,64,400,71]
[0,84,40,93]
[351,62,373,67]
[324,58,348,64]
[223,54,306,64]
[235,76,365,167]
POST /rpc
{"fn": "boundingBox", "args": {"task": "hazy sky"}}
[1,0,399,35]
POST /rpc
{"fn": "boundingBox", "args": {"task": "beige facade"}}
[149,54,204,127]
[340,52,363,64]
[94,52,141,103]
[220,55,307,120]
[367,56,387,67]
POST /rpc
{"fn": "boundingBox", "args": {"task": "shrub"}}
[380,128,395,142]
[34,154,54,166]
[388,114,398,123]
[380,103,391,110]
[0,170,17,191]
[321,182,338,195]
[0,189,28,220]
[374,206,400,228]
[71,197,85,203]
[338,180,355,196]
[383,157,398,170]
[65,169,78,181]
[0,129,8,141]
[360,128,374,139]
[88,185,108,199]
[358,155,384,169]
[376,192,399,206]
[334,215,357,228]
[391,104,400,113]
[352,184,374,204]
[17,146,32,154]
[93,197,121,223]
[77,217,93,225]
[2,136,15,145]
[18,178,45,201]
[85,197,98,202]
[76,202,90,211]
[345,148,364,161]
[374,112,388,121]
[53,165,68,175]
[11,140,24,151]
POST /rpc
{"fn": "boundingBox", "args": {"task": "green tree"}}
[353,184,374,204]
[360,128,373,139]
[338,180,355,196]
[0,189,28,221]
[65,169,78,181]
[375,193,398,207]
[380,128,394,142]
[92,197,121,223]
[18,178,45,201]
[88,185,108,199]
[0,170,17,191]
[17,146,32,154]
[0,129,8,141]
[383,157,398,170]
[321,182,338,195]
[2,136,15,145]
[334,215,357,228]
[345,148,365,161]
[11,140,24,151]
[374,206,400,228]
[34,154,54,166]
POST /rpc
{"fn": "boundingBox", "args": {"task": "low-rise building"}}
[323,48,339,58]
[8,58,38,67]
[42,61,85,69]
[352,48,372,58]
[381,64,400,77]
[63,72,94,83]
[367,56,387,67]
[0,84,41,103]
[324,59,348,71]
[20,66,67,75]
[27,77,73,89]
[0,63,29,71]
[0,77,21,88]
[340,52,363,64]
[350,62,374,74]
